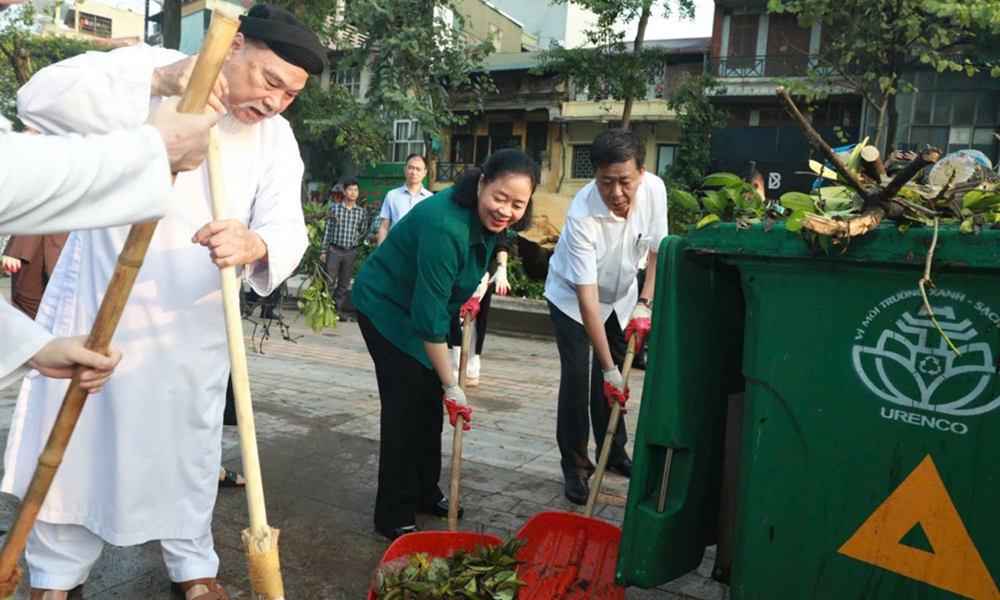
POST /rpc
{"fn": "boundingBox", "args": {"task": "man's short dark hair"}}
[342,178,359,189]
[590,128,645,170]
[405,153,427,168]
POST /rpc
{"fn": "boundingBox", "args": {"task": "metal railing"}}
[709,54,839,78]
[436,162,477,183]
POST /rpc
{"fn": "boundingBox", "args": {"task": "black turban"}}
[238,4,326,75]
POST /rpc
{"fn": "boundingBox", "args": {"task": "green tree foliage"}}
[662,72,730,191]
[662,73,729,235]
[0,5,104,127]
[281,79,388,181]
[767,0,1000,152]
[328,0,496,181]
[538,0,695,128]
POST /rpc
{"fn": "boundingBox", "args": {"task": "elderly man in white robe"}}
[2,5,325,600]
[0,98,217,392]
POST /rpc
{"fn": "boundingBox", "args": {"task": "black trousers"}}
[447,284,494,354]
[548,301,629,480]
[324,245,357,317]
[358,311,445,529]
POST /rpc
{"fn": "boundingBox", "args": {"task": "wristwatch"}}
[637,297,651,308]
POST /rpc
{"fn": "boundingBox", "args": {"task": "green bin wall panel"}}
[694,224,1000,600]
[617,236,745,588]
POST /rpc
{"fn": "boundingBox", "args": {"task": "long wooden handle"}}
[585,336,636,518]
[448,313,474,532]
[0,12,239,597]
[207,125,270,535]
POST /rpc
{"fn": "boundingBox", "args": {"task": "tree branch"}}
[776,86,872,202]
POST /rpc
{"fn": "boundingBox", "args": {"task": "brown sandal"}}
[171,578,231,600]
[28,585,83,600]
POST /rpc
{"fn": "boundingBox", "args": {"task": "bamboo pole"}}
[585,336,636,518]
[448,313,474,532]
[0,12,239,599]
[206,126,285,600]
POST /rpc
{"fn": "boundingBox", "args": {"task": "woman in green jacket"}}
[352,149,538,540]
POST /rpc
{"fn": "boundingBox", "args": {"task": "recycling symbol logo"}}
[853,304,1000,417]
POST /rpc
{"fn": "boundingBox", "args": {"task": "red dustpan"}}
[367,531,505,600]
[515,511,622,599]
[514,337,636,600]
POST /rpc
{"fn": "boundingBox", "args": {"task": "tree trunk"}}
[620,0,652,129]
[424,131,437,190]
[871,100,886,155]
[883,52,904,154]
[162,0,181,50]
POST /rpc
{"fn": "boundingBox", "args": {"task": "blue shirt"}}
[378,185,433,230]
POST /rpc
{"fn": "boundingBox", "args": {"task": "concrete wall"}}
[558,121,681,196]
[459,0,522,53]
[66,1,144,42]
[482,1,605,49]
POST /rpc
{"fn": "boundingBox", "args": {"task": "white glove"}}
[472,272,490,300]
[490,264,510,296]
[443,382,472,430]
[602,366,629,413]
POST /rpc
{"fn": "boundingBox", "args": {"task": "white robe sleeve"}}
[16,45,183,136]
[0,299,53,390]
[244,125,308,295]
[0,125,171,235]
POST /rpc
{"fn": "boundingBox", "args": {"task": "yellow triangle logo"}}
[839,455,1000,600]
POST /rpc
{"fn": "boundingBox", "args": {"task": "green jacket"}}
[352,188,496,369]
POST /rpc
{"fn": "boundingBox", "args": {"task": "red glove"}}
[625,304,652,350]
[602,368,630,415]
[443,383,472,430]
[460,297,481,321]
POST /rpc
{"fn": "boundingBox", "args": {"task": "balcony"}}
[711,54,826,79]
[436,162,477,183]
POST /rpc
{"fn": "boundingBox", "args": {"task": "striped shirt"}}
[321,201,370,249]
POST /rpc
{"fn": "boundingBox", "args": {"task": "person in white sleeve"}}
[544,128,667,506]
[2,5,323,599]
[0,94,217,393]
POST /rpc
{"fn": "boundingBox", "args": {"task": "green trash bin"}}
[619,222,1000,600]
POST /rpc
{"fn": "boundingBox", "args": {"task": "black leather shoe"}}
[376,524,419,541]
[419,499,464,519]
[564,475,589,505]
[609,457,632,478]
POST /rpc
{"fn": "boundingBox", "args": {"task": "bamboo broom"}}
[0,12,240,599]
[205,126,285,600]
[448,312,474,532]
[585,335,636,518]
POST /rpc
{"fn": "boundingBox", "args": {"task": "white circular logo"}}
[852,289,1000,417]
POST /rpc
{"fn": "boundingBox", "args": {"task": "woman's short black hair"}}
[451,149,539,232]
[590,128,645,171]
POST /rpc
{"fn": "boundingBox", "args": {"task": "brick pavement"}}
[0,279,727,599]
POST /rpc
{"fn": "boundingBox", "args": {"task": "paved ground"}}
[0,279,727,599]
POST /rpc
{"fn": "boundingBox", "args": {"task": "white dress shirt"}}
[544,172,669,330]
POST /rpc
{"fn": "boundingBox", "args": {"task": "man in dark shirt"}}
[320,178,370,321]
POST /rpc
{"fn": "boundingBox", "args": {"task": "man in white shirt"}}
[0,97,217,394]
[375,153,433,245]
[544,128,668,505]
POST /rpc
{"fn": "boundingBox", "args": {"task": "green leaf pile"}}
[377,538,528,600]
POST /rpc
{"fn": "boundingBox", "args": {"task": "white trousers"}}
[26,521,219,590]
[451,325,481,377]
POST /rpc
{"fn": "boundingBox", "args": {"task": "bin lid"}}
[687,223,1000,270]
